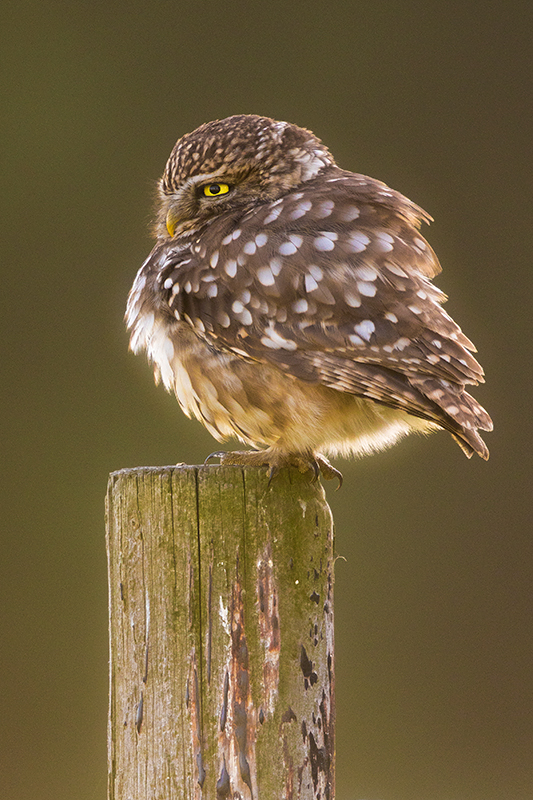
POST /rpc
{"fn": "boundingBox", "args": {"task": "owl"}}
[126,114,492,483]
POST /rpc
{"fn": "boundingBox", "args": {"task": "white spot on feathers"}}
[292,298,309,313]
[308,265,323,281]
[257,266,276,286]
[260,325,297,351]
[357,281,377,297]
[224,259,237,278]
[289,199,312,220]
[340,205,360,221]
[305,274,319,292]
[354,320,375,341]
[346,232,370,252]
[314,236,335,252]
[279,240,298,256]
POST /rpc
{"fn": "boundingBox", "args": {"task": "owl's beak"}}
[166,209,179,237]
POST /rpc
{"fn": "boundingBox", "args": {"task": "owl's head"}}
[157,115,335,238]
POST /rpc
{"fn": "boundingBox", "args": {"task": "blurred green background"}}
[1,2,531,798]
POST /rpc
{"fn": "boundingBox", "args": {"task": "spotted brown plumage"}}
[126,114,492,481]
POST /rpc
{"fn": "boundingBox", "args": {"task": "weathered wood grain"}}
[106,465,335,799]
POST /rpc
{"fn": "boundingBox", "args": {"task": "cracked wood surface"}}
[106,465,335,799]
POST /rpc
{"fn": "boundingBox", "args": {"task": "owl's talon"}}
[204,451,227,465]
[267,464,280,487]
[202,448,343,488]
[314,454,344,489]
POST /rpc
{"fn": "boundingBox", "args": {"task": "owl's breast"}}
[133,311,426,458]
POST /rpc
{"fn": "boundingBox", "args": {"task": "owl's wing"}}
[158,175,492,455]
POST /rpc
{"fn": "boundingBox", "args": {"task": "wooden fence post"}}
[106,464,335,799]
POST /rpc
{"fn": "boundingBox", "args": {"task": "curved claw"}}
[204,451,227,465]
[309,459,321,483]
[267,464,280,487]
[203,448,343,489]
[314,454,344,489]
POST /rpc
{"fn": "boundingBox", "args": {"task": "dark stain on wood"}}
[189,658,205,789]
[196,752,206,788]
[135,691,143,734]
[299,644,318,689]
[142,640,149,683]
[231,567,254,798]
[216,756,231,798]
[303,688,334,800]
[281,706,297,724]
[257,543,280,716]
[220,670,229,732]
[207,556,213,685]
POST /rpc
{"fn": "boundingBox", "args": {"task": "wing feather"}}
[149,173,491,452]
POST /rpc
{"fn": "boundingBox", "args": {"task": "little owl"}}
[126,114,492,483]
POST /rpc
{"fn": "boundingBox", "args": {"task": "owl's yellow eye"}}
[202,183,231,197]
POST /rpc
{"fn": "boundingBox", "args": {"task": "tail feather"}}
[409,376,492,459]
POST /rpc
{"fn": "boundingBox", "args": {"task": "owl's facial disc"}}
[164,170,256,237]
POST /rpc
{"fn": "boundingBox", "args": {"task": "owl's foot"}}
[313,453,344,488]
[205,448,343,488]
